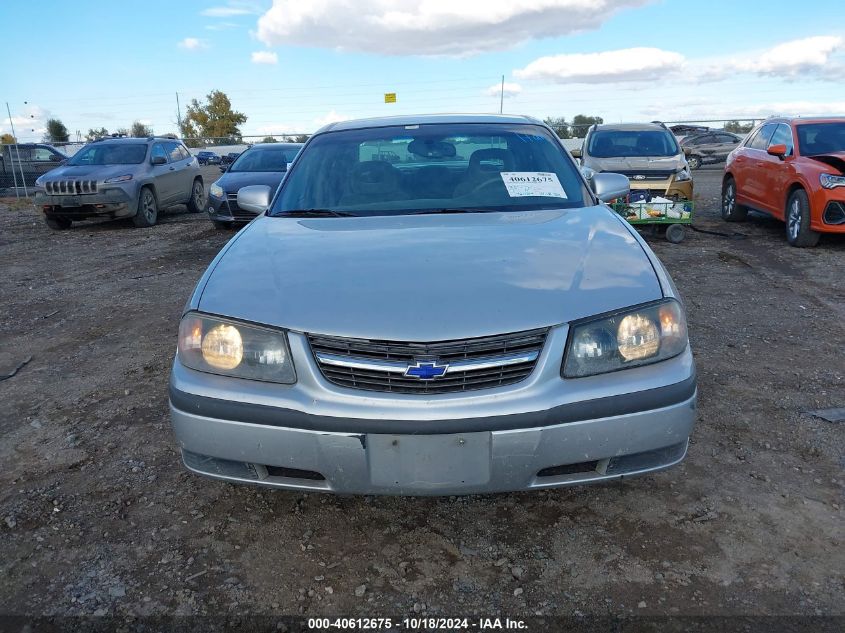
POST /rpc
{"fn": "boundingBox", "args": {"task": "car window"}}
[166,142,186,162]
[151,144,168,163]
[795,122,845,156]
[68,143,148,166]
[32,147,56,161]
[716,134,739,143]
[587,129,679,157]
[747,124,776,150]
[230,147,299,172]
[272,123,590,217]
[768,124,794,156]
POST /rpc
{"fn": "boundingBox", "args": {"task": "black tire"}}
[133,186,159,228]
[186,178,205,213]
[721,177,748,222]
[785,189,820,247]
[45,216,72,230]
[665,223,685,243]
[688,155,702,170]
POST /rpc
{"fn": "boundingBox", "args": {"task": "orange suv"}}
[721,117,845,246]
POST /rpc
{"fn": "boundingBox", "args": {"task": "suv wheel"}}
[133,187,159,228]
[785,189,820,247]
[687,155,702,170]
[187,178,205,213]
[45,216,72,230]
[721,177,747,222]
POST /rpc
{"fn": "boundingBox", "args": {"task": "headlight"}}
[209,183,224,198]
[104,174,132,183]
[820,173,845,189]
[35,176,45,187]
[674,168,692,182]
[562,299,688,378]
[177,313,296,383]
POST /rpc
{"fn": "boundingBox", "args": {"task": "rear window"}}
[796,122,845,156]
[587,129,679,157]
[69,143,147,165]
[230,147,300,172]
[272,123,589,217]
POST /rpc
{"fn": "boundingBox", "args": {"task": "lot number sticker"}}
[500,172,567,198]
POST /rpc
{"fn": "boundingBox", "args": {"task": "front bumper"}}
[169,327,697,495]
[207,194,258,224]
[35,188,135,219]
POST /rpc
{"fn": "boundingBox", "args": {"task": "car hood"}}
[585,155,684,173]
[40,164,139,181]
[198,206,663,341]
[217,171,286,193]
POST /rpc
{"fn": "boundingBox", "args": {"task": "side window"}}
[32,147,55,161]
[176,144,191,160]
[165,142,183,162]
[10,147,32,161]
[768,124,794,156]
[151,144,168,163]
[717,134,739,143]
[748,124,776,150]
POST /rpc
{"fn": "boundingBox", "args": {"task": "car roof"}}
[317,113,543,134]
[769,116,845,126]
[247,143,304,149]
[591,122,670,132]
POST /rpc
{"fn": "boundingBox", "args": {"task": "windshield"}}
[587,129,680,158]
[68,143,147,166]
[271,124,589,217]
[796,123,845,156]
[230,147,300,172]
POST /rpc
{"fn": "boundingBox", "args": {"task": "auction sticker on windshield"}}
[500,172,567,198]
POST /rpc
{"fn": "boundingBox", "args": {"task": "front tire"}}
[785,189,820,247]
[186,178,205,213]
[45,216,72,230]
[133,187,158,228]
[721,177,747,222]
[688,155,702,170]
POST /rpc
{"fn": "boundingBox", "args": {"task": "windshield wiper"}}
[278,209,356,218]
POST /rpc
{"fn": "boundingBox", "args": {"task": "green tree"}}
[43,118,70,143]
[284,134,309,143]
[130,121,153,137]
[262,136,278,143]
[570,114,603,138]
[86,127,110,141]
[180,90,247,145]
[1,133,16,144]
[724,120,754,134]
[543,117,571,139]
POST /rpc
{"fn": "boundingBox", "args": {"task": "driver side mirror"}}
[683,147,692,156]
[50,154,63,162]
[767,144,787,159]
[237,185,271,214]
[151,156,167,166]
[570,148,582,159]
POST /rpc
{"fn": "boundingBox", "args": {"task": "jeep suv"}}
[34,136,204,230]
[574,123,693,200]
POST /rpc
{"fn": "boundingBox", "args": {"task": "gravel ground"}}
[0,165,843,624]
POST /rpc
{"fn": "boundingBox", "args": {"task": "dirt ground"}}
[0,165,843,625]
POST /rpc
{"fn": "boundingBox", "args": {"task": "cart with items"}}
[610,192,693,244]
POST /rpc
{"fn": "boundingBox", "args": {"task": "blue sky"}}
[2,0,845,141]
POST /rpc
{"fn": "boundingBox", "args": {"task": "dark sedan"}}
[196,151,221,165]
[206,143,303,228]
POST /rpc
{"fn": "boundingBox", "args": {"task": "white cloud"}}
[0,104,51,140]
[485,82,522,98]
[251,50,278,64]
[256,0,651,56]
[731,35,843,79]
[314,110,349,128]
[515,47,684,84]
[178,37,207,50]
[202,5,255,17]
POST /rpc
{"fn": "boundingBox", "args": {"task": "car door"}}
[149,142,178,204]
[165,142,194,202]
[30,146,64,183]
[739,123,777,208]
[713,133,740,162]
[693,134,718,162]
[763,124,796,219]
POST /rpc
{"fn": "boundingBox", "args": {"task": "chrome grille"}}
[308,329,547,394]
[226,192,259,221]
[45,179,98,195]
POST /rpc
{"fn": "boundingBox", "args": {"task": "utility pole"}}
[176,92,183,135]
[499,75,505,114]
